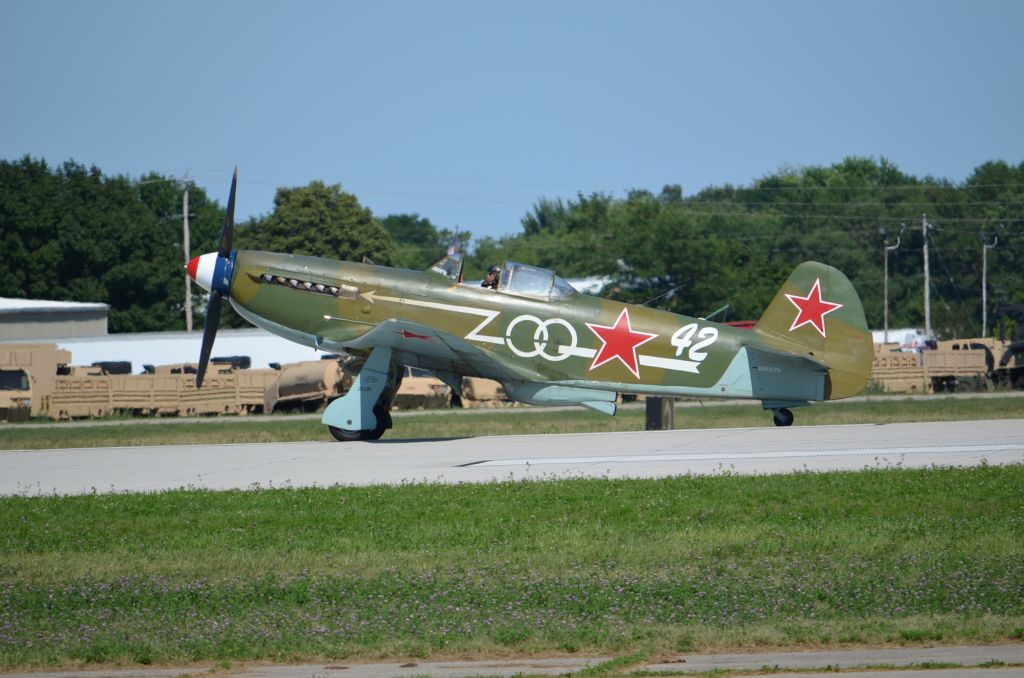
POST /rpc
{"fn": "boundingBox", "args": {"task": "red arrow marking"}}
[395,329,432,341]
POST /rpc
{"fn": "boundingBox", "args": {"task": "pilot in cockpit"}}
[481,265,500,290]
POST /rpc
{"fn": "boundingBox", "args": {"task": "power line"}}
[690,200,1024,208]
[738,181,1022,192]
[649,211,1024,224]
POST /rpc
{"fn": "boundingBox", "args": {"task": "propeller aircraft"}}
[187,170,873,441]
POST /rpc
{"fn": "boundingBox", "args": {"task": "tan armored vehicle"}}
[264,358,351,413]
[460,377,508,407]
[393,366,452,410]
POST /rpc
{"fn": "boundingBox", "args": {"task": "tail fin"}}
[754,262,872,400]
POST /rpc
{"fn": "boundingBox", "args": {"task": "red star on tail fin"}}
[785,277,843,338]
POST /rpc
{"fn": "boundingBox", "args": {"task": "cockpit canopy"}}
[427,254,576,300]
[498,261,576,300]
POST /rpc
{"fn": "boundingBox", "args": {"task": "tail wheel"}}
[772,408,794,427]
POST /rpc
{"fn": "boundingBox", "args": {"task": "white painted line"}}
[373,293,497,318]
[467,443,1024,467]
[639,354,701,373]
[561,345,597,358]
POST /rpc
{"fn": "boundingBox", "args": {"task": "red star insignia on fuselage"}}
[585,308,657,379]
[785,277,843,338]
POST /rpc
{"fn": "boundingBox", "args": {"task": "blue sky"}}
[2,0,1022,242]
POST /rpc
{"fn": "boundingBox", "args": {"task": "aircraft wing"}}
[338,318,544,383]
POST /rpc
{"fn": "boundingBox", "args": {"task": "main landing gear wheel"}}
[328,403,389,441]
[321,346,400,442]
[772,408,794,427]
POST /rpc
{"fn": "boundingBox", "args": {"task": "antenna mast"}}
[922,214,932,338]
[881,224,903,343]
[982,231,999,337]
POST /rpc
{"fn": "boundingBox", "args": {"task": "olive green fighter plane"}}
[188,170,873,440]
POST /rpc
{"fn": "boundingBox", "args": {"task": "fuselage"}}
[187,172,871,436]
[221,250,762,400]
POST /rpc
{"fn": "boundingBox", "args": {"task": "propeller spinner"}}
[186,167,237,388]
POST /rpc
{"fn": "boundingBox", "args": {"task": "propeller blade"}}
[198,168,237,387]
[218,166,237,258]
[196,290,222,388]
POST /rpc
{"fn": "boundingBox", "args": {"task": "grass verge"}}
[1,465,1022,668]
[2,395,1022,449]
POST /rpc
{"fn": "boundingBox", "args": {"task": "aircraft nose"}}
[186,252,220,293]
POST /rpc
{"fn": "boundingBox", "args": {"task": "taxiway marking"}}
[463,443,1024,467]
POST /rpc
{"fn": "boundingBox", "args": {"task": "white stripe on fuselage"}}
[363,292,699,373]
[550,346,695,372]
[362,291,504,345]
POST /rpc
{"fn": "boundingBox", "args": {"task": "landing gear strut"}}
[772,408,794,427]
[322,346,400,441]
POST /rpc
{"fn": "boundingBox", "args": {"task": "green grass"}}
[1,465,1022,668]
[2,394,1022,449]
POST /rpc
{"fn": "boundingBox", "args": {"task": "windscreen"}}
[0,370,29,391]
[505,263,553,297]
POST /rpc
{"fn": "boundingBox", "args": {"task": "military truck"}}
[994,340,1024,390]
[48,364,280,419]
[0,344,72,420]
[264,358,351,413]
[460,376,509,407]
[392,366,452,410]
[0,367,32,421]
[870,339,1002,393]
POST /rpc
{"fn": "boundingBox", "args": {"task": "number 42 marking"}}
[671,323,719,362]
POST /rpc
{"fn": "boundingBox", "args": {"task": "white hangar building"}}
[1,297,325,373]
[54,328,327,373]
[0,297,110,340]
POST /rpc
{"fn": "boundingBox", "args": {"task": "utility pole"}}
[982,231,999,338]
[880,224,903,343]
[183,174,193,332]
[922,214,931,338]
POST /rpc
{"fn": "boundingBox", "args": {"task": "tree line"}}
[477,157,1024,338]
[1,155,1020,337]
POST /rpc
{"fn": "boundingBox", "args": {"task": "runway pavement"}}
[1,418,1021,495]
[3,644,1023,678]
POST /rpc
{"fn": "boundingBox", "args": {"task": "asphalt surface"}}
[1,418,1021,495]
[3,644,1022,678]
